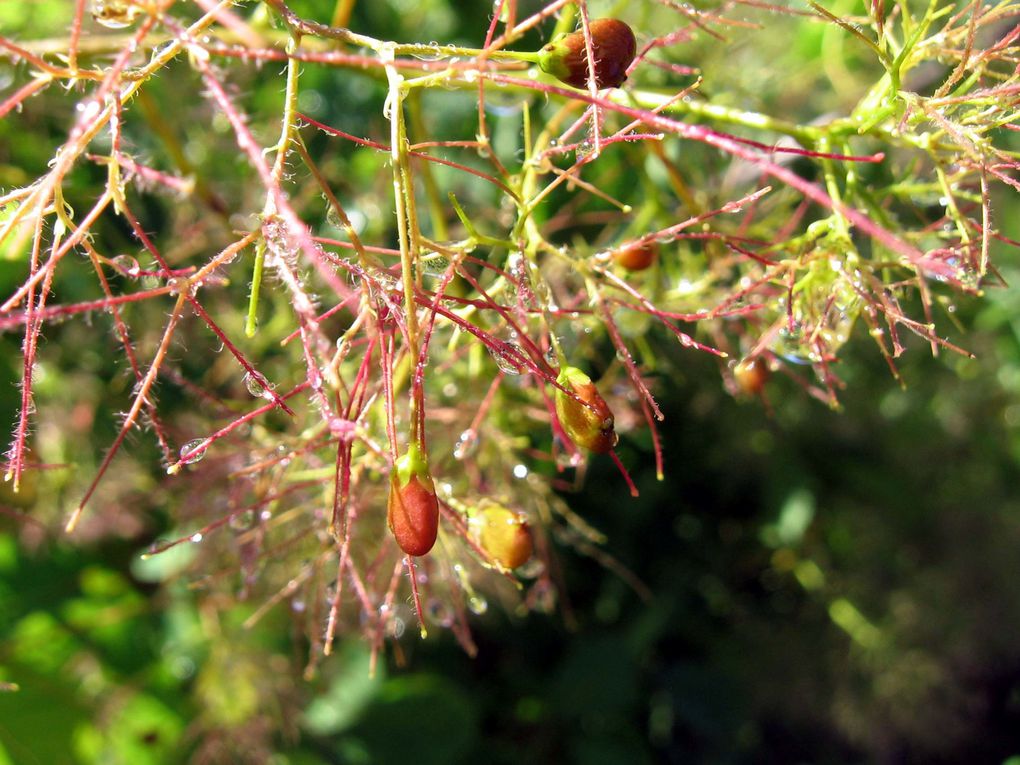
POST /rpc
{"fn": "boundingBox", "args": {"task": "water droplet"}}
[576,138,598,162]
[110,254,140,277]
[150,40,177,62]
[512,464,529,479]
[483,90,526,117]
[417,250,451,277]
[467,594,488,615]
[489,341,524,375]
[453,429,478,460]
[190,532,204,543]
[244,371,275,399]
[167,276,191,296]
[291,599,306,613]
[228,510,257,532]
[179,438,206,465]
[410,42,444,61]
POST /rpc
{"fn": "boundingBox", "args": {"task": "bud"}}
[612,240,658,271]
[733,357,769,396]
[554,366,618,453]
[387,446,439,556]
[538,18,637,90]
[472,505,533,570]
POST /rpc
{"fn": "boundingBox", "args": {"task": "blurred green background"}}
[3,0,1020,763]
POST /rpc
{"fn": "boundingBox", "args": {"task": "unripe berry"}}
[387,446,439,556]
[472,505,533,570]
[612,240,658,271]
[538,18,637,90]
[733,357,769,396]
[555,366,618,453]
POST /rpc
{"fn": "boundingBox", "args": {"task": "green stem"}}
[246,238,267,338]
[249,34,302,337]
[385,66,428,444]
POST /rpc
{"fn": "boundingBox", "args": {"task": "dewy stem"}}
[627,90,821,144]
[264,0,539,62]
[818,135,850,239]
[248,34,302,337]
[385,64,426,443]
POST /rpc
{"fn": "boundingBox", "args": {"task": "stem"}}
[248,34,302,337]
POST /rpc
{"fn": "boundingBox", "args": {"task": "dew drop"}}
[575,138,598,162]
[244,371,275,399]
[467,594,489,615]
[110,254,140,277]
[167,276,191,296]
[410,42,444,62]
[325,204,344,229]
[417,250,451,276]
[489,341,524,375]
[512,463,529,479]
[228,510,257,532]
[179,438,206,465]
[190,532,204,543]
[453,429,478,460]
[150,40,177,61]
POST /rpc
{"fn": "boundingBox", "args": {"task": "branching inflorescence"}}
[1,0,1018,668]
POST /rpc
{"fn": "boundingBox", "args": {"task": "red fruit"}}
[554,366,618,453]
[387,446,439,556]
[473,506,533,570]
[733,357,769,396]
[612,240,658,271]
[538,18,637,90]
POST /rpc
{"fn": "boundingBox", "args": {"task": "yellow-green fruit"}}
[473,506,533,569]
[554,366,618,453]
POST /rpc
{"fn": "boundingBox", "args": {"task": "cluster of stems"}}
[0,0,1017,666]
